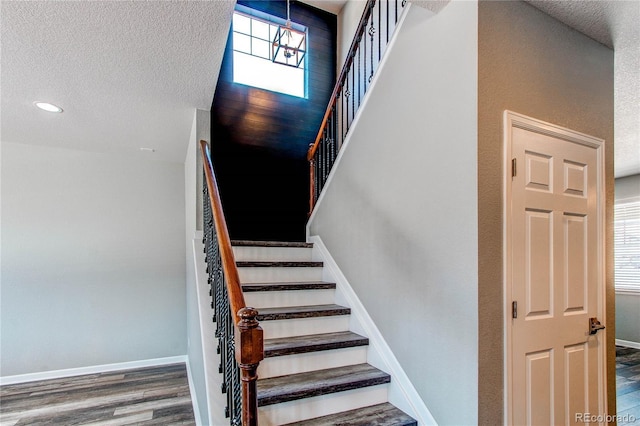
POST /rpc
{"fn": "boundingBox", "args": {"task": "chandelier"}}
[272,0,306,68]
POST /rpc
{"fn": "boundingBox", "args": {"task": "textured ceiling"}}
[1,0,638,174]
[526,0,640,178]
[301,0,348,15]
[1,0,235,163]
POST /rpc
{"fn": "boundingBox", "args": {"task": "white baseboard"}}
[616,339,640,350]
[185,358,203,426]
[0,355,187,386]
[308,235,437,426]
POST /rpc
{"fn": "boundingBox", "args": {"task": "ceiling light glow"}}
[34,102,63,113]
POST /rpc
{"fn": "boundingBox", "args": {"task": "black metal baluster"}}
[325,130,330,186]
[331,106,336,165]
[386,0,390,43]
[318,138,322,194]
[351,55,355,126]
[338,91,343,147]
[363,32,367,95]
[378,0,382,61]
[357,43,362,108]
[315,152,320,204]
[336,105,340,155]
[369,2,375,84]
[346,68,351,133]
[231,346,242,426]
[320,130,325,188]
[323,132,327,188]
[225,286,234,417]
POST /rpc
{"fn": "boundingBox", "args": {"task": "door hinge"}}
[512,301,518,319]
[511,158,517,178]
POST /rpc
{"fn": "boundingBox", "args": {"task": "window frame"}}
[231,5,308,98]
[614,197,640,294]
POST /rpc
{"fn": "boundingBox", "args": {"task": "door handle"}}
[589,317,605,335]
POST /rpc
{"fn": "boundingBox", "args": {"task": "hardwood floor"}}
[1,348,637,425]
[0,363,195,426]
[617,346,640,425]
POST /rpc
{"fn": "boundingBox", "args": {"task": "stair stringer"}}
[307,234,438,426]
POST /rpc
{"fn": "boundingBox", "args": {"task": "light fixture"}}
[34,101,63,113]
[272,0,306,68]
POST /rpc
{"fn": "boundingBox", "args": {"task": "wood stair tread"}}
[257,363,390,407]
[264,331,369,357]
[282,402,418,426]
[242,281,336,292]
[256,304,350,321]
[236,261,323,267]
[231,240,314,248]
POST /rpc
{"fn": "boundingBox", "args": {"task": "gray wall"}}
[615,174,640,344]
[309,3,479,424]
[1,142,186,377]
[478,1,615,422]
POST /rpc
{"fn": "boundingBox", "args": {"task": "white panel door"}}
[505,112,606,426]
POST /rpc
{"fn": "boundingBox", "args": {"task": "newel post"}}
[236,307,263,426]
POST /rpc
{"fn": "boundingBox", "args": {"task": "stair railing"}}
[307,0,407,215]
[200,140,263,426]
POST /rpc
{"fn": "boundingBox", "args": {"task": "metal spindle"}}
[378,0,382,61]
[386,0,390,43]
[369,2,375,83]
[363,32,367,94]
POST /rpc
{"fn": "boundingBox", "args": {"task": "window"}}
[615,199,640,293]
[232,7,307,98]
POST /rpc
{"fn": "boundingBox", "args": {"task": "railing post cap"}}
[238,307,259,321]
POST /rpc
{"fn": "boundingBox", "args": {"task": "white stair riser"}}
[238,267,323,283]
[260,316,350,339]
[245,289,335,309]
[259,346,368,379]
[258,384,389,425]
[233,246,313,262]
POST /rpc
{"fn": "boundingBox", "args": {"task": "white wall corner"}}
[308,235,438,426]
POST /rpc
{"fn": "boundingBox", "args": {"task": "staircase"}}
[232,240,417,426]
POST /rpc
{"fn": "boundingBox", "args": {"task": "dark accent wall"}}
[211,0,337,242]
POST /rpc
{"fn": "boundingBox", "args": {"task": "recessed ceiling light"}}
[139,147,155,153]
[34,101,63,113]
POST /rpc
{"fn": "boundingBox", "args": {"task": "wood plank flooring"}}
[0,363,195,426]
[617,346,640,425]
[2,347,637,425]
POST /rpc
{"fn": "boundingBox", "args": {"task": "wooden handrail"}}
[307,0,406,215]
[200,141,245,318]
[200,140,263,426]
[307,0,376,162]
